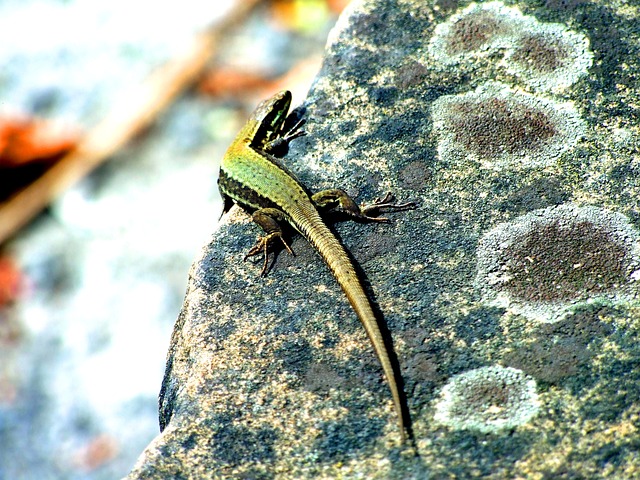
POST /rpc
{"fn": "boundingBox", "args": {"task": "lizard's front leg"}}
[261,118,306,157]
[244,208,294,276]
[311,189,416,223]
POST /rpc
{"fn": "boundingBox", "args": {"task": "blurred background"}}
[0,0,348,478]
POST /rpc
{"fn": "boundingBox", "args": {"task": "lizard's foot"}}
[312,189,417,223]
[244,232,294,276]
[282,118,306,142]
[359,192,418,222]
[263,119,307,156]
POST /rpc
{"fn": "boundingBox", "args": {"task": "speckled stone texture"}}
[128,0,640,478]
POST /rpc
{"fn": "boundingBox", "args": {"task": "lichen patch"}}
[427,1,593,92]
[502,24,593,92]
[431,82,586,169]
[476,204,640,323]
[428,2,527,64]
[433,365,540,433]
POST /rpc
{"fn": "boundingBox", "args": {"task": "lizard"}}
[218,90,415,442]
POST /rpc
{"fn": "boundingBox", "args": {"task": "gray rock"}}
[128,0,640,478]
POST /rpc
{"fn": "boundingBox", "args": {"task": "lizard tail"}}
[293,208,408,442]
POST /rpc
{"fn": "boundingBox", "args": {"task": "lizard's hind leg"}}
[244,208,294,276]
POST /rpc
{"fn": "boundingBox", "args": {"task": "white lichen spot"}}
[431,82,586,169]
[428,2,527,65]
[434,365,540,433]
[501,22,593,93]
[476,204,640,323]
[427,1,593,92]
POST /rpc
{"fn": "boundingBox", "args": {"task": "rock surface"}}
[128,0,640,478]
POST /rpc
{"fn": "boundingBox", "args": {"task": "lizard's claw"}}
[244,232,294,276]
[262,119,306,156]
[282,118,306,142]
[360,192,418,222]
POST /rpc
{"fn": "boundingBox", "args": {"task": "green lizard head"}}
[250,90,292,150]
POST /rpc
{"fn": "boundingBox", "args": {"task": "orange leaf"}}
[0,256,22,306]
[73,434,119,472]
[327,0,350,15]
[0,115,80,168]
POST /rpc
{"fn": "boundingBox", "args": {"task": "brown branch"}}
[0,0,264,244]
